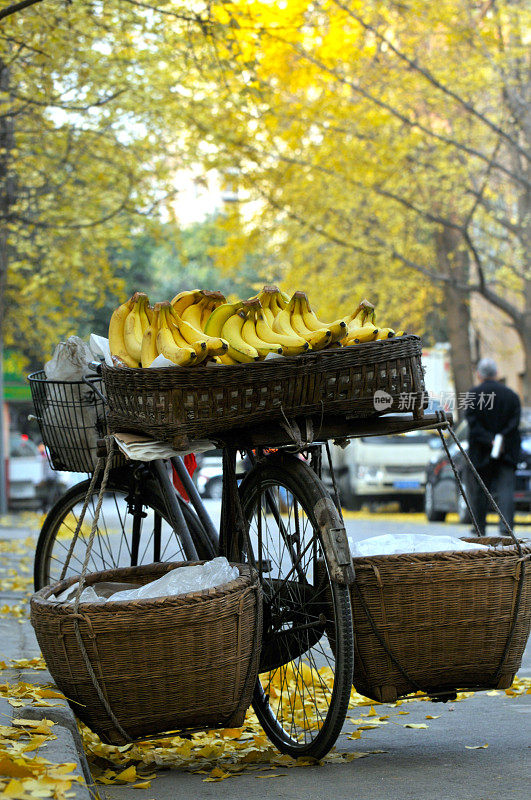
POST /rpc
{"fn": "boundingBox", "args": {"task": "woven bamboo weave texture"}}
[349,539,530,703]
[102,335,426,449]
[31,561,262,744]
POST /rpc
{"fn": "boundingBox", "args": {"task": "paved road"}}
[1,509,529,800]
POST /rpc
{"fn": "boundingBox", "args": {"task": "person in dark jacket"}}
[464,358,521,535]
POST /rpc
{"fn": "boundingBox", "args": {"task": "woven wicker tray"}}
[102,335,426,449]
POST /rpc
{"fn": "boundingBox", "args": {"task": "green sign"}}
[3,350,32,402]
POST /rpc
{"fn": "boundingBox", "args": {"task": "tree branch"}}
[0,0,44,21]
[262,29,530,190]
[332,0,530,162]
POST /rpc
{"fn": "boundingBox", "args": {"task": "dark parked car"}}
[424,416,531,523]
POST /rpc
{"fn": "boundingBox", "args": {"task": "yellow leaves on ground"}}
[0,718,84,800]
[0,533,38,621]
[76,673,531,790]
[465,744,488,750]
[6,646,531,793]
[0,679,66,709]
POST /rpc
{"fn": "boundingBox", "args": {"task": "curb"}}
[0,666,97,800]
[18,705,96,796]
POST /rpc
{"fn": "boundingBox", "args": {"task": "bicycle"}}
[29,363,453,758]
[29,367,356,759]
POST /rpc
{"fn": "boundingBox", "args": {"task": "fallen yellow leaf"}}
[116,766,138,782]
[255,774,284,778]
[2,778,24,797]
[403,723,428,729]
[465,744,488,749]
[0,755,34,778]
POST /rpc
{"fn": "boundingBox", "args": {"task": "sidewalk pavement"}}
[1,513,530,800]
[0,516,95,799]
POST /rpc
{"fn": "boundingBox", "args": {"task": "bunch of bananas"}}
[108,286,405,368]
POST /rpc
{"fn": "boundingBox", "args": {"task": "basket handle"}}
[82,374,108,405]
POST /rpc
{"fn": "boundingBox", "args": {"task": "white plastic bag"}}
[42,336,99,470]
[45,336,94,382]
[349,533,489,558]
[53,558,240,604]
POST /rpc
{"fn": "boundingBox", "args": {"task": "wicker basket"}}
[102,335,426,449]
[28,371,121,473]
[347,537,531,702]
[31,562,262,744]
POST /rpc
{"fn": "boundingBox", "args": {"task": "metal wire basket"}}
[28,370,109,473]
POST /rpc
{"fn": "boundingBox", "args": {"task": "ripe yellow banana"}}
[181,301,204,331]
[157,305,198,366]
[221,311,261,363]
[124,293,151,362]
[216,353,239,365]
[344,305,379,344]
[170,307,228,357]
[139,296,152,335]
[376,328,396,339]
[299,294,349,341]
[344,326,379,344]
[306,327,333,350]
[270,294,287,316]
[253,288,280,326]
[170,289,203,317]
[141,304,162,367]
[204,301,244,338]
[240,306,283,357]
[109,294,140,368]
[169,317,208,363]
[255,309,309,355]
[345,300,376,336]
[286,295,334,350]
[272,301,303,339]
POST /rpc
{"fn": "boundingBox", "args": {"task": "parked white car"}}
[8,433,45,509]
[195,449,247,499]
[323,430,438,511]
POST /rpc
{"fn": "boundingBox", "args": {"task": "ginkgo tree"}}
[175,0,529,399]
[0,0,217,360]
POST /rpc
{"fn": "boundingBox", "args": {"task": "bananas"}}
[170,289,203,318]
[156,304,198,366]
[141,303,160,367]
[255,308,309,355]
[344,303,380,344]
[109,294,141,368]
[221,311,261,363]
[272,293,338,350]
[123,293,150,363]
[204,300,244,338]
[108,285,407,368]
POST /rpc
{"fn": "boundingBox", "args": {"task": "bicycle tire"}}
[238,454,354,759]
[34,472,211,590]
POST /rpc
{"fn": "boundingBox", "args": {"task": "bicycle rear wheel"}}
[34,471,210,590]
[238,454,354,759]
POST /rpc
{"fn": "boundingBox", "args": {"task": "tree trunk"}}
[436,226,474,413]
[522,277,531,405]
[0,57,14,514]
